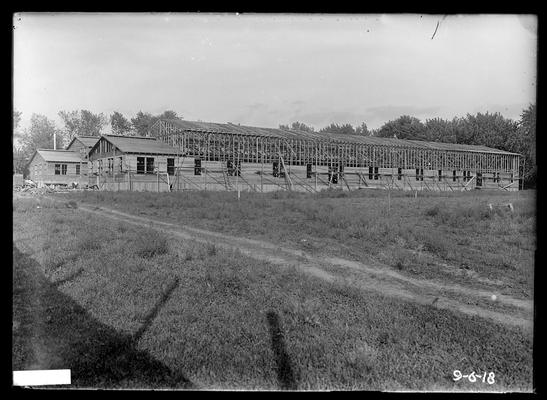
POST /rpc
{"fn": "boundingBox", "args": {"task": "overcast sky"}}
[13,13,537,134]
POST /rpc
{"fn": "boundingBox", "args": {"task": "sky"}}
[13,13,537,137]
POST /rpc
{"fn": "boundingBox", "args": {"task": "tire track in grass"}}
[48,198,532,330]
[78,203,533,310]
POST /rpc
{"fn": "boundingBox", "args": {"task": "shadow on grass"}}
[12,246,195,389]
[52,268,84,288]
[133,277,180,342]
[266,311,297,390]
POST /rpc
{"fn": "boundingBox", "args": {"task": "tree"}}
[13,110,25,174]
[505,104,536,188]
[81,110,107,136]
[13,110,23,144]
[158,110,179,120]
[279,121,315,132]
[375,115,427,140]
[319,123,356,135]
[129,110,182,136]
[13,146,27,175]
[110,111,132,135]
[58,110,81,140]
[131,111,157,136]
[453,112,517,149]
[13,110,22,131]
[18,114,64,175]
[355,122,370,136]
[21,114,64,151]
[424,117,457,143]
[58,109,107,140]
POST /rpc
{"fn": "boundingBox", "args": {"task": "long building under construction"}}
[83,118,522,193]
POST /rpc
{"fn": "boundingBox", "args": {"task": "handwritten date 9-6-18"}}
[453,370,495,384]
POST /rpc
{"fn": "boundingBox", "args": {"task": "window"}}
[306,164,312,179]
[137,157,145,174]
[76,164,80,175]
[329,166,338,184]
[167,158,175,175]
[194,159,202,176]
[374,167,379,180]
[119,157,123,172]
[235,160,241,177]
[397,168,402,180]
[415,168,420,181]
[438,170,442,181]
[272,161,279,177]
[453,170,457,182]
[420,169,424,181]
[368,167,373,180]
[61,164,67,175]
[146,157,155,174]
[476,172,483,187]
[55,164,61,175]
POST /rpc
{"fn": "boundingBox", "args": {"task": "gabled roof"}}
[66,135,100,150]
[157,118,520,156]
[29,149,85,165]
[91,134,181,156]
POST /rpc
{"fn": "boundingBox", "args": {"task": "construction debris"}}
[13,180,95,194]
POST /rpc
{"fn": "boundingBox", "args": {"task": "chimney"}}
[53,131,57,150]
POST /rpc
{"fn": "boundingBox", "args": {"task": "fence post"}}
[236,171,239,199]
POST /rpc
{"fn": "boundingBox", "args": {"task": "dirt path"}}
[47,199,529,331]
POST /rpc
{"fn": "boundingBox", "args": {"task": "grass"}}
[56,188,536,299]
[12,195,533,390]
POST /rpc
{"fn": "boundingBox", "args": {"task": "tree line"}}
[13,105,535,187]
[12,109,180,175]
[279,104,536,187]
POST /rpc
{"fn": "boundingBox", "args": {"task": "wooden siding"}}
[28,153,89,186]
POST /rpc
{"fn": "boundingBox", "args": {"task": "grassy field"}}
[57,188,535,299]
[12,192,534,390]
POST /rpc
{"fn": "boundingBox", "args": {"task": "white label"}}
[13,369,71,386]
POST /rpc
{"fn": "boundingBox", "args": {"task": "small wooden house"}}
[27,149,88,187]
[87,135,182,191]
